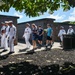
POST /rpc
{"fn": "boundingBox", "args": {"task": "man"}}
[8,21,17,54]
[67,26,74,34]
[0,22,6,48]
[4,21,10,51]
[23,23,32,49]
[46,24,53,49]
[58,26,66,46]
[37,25,44,48]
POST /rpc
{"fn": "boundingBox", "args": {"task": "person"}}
[8,21,17,54]
[0,30,6,49]
[31,23,37,50]
[67,26,74,34]
[23,23,32,49]
[46,24,53,49]
[1,22,6,32]
[37,25,44,48]
[0,22,6,48]
[58,26,66,46]
[4,21,10,51]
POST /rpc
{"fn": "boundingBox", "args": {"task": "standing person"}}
[58,26,66,46]
[23,23,32,49]
[46,24,53,49]
[0,22,6,48]
[31,24,37,50]
[67,26,74,34]
[4,21,10,51]
[37,25,44,48]
[8,21,17,54]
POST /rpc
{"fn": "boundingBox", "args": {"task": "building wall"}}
[0,15,19,44]
[53,23,75,41]
[17,19,54,43]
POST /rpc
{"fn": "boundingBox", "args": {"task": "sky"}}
[0,7,75,23]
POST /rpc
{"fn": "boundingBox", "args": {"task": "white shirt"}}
[5,26,10,36]
[23,27,32,37]
[58,29,66,37]
[67,28,74,34]
[8,25,17,38]
[58,29,66,41]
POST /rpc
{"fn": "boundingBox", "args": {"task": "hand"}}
[12,36,14,39]
[6,35,7,38]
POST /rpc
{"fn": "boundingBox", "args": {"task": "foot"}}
[50,45,52,49]
[3,49,8,52]
[26,50,35,54]
[8,52,14,54]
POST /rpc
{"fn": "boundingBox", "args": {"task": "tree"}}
[0,0,75,17]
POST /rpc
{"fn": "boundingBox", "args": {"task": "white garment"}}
[23,27,32,48]
[8,25,17,52]
[0,34,5,48]
[4,26,10,50]
[58,29,66,41]
[0,26,6,48]
[1,26,6,31]
[67,28,74,34]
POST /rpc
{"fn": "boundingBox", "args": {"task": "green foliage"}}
[0,0,75,17]
[69,21,75,25]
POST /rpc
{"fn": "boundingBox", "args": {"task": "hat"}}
[26,23,30,26]
[9,21,13,23]
[69,26,72,27]
[1,22,5,24]
[61,26,64,28]
[5,21,9,23]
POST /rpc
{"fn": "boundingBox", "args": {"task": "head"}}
[32,23,36,28]
[69,26,72,29]
[38,25,41,29]
[2,30,5,33]
[47,24,50,28]
[9,21,13,26]
[1,22,5,26]
[60,26,64,29]
[5,21,9,26]
[26,23,30,27]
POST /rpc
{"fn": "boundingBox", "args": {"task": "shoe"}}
[8,52,14,54]
[2,49,8,52]
[50,45,52,49]
[26,50,35,54]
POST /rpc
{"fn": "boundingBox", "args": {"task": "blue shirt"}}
[47,27,52,36]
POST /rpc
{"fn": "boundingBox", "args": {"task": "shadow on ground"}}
[0,61,75,75]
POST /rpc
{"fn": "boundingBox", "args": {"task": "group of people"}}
[0,21,16,54]
[23,23,53,53]
[0,22,53,54]
[58,25,74,46]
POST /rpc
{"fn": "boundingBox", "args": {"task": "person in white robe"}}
[23,23,32,49]
[58,26,66,46]
[67,26,74,34]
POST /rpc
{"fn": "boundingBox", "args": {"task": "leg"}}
[25,36,31,48]
[4,37,8,50]
[9,37,14,52]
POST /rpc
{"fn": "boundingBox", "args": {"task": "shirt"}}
[47,27,52,36]
[38,28,43,35]
[58,29,66,37]
[23,27,32,37]
[5,26,10,37]
[8,25,17,39]
[67,28,74,34]
[32,28,37,36]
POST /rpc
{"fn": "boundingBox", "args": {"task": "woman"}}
[31,23,37,50]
